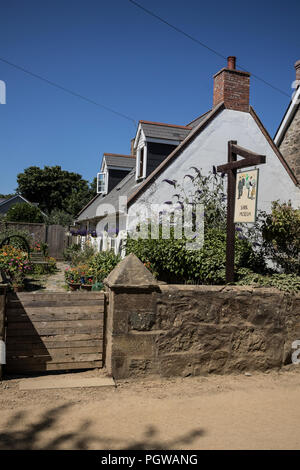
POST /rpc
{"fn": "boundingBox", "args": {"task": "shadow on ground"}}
[0,404,205,450]
[24,275,47,292]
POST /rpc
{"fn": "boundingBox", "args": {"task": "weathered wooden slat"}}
[7,353,102,364]
[7,318,103,330]
[7,348,102,360]
[7,345,102,356]
[9,292,104,301]
[7,340,102,351]
[7,310,103,322]
[7,305,103,315]
[7,333,102,344]
[6,360,103,372]
[7,300,104,308]
[7,325,103,337]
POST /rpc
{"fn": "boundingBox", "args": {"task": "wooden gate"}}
[5,292,105,374]
[46,225,67,260]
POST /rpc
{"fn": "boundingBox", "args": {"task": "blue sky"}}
[0,0,299,194]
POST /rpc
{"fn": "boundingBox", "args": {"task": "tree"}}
[6,203,45,223]
[47,209,74,227]
[17,166,96,217]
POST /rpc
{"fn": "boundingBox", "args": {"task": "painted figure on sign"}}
[250,177,256,200]
[237,176,244,199]
[247,176,253,199]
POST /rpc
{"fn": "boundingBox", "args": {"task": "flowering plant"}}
[68,264,94,284]
[31,241,42,252]
[30,241,49,256]
[0,245,32,286]
[64,267,81,283]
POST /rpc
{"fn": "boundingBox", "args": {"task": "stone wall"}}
[0,221,47,243]
[279,106,300,182]
[104,254,300,379]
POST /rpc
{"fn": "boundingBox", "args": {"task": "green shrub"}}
[88,250,121,282]
[126,226,265,284]
[64,242,95,266]
[33,257,57,275]
[237,268,300,293]
[47,209,74,227]
[6,203,44,223]
[0,227,33,252]
[260,201,300,274]
[63,243,81,262]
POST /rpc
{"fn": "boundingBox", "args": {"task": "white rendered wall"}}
[128,109,300,230]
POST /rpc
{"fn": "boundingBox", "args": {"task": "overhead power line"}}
[0,56,137,126]
[128,0,290,98]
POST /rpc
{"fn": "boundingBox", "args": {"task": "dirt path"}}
[42,261,69,291]
[0,366,300,450]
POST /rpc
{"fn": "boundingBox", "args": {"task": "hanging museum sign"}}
[234,168,259,223]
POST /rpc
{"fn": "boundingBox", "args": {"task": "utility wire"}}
[0,56,137,126]
[128,0,290,98]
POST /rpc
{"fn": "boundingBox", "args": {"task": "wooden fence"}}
[5,292,105,373]
[0,222,74,260]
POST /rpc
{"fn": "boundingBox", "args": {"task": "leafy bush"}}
[126,226,265,284]
[47,209,74,227]
[63,243,81,262]
[88,250,121,282]
[237,268,300,293]
[33,257,57,275]
[260,201,300,274]
[0,245,32,286]
[0,227,33,252]
[162,168,227,230]
[6,203,44,223]
[64,242,95,266]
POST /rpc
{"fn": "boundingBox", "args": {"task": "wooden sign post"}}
[217,140,266,283]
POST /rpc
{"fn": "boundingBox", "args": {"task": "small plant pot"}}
[68,283,81,291]
[81,284,92,291]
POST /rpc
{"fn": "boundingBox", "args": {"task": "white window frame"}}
[97,172,108,194]
[135,143,147,181]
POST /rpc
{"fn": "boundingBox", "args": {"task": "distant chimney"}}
[131,138,136,156]
[213,56,250,112]
[295,60,300,82]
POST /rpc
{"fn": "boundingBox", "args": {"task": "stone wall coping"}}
[104,281,159,290]
[158,284,299,296]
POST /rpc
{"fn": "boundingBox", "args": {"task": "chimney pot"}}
[227,56,236,70]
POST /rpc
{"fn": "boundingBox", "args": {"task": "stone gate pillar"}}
[103,253,159,379]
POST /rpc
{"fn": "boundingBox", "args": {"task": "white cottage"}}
[76,56,300,253]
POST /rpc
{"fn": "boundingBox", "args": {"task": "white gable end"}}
[128,109,300,227]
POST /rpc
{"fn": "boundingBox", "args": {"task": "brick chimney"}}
[213,57,250,112]
[295,60,300,83]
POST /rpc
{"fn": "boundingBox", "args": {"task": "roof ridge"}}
[186,110,211,126]
[103,153,136,159]
[139,120,192,130]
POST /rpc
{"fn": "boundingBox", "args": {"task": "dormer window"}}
[97,172,108,194]
[136,144,147,180]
